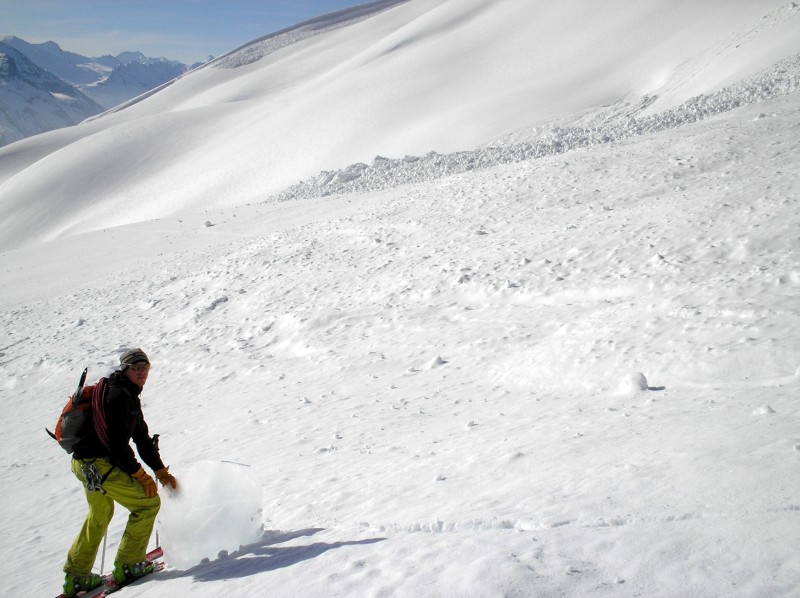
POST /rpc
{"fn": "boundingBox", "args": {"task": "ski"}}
[100,560,165,595]
[55,547,163,598]
[54,583,108,598]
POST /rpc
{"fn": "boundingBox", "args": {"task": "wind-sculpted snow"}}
[272,53,800,202]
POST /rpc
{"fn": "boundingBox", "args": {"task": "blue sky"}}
[2,0,363,64]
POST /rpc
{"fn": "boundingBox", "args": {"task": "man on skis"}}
[61,348,178,598]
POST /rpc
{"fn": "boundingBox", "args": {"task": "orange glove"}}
[132,467,158,498]
[155,467,178,490]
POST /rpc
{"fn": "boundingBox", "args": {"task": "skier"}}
[61,348,178,598]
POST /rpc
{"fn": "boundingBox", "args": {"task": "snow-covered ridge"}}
[212,0,410,69]
[272,53,800,202]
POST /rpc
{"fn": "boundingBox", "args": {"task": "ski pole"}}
[100,530,108,573]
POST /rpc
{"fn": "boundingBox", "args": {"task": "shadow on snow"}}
[158,528,386,583]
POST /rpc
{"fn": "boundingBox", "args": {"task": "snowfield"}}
[1,0,799,597]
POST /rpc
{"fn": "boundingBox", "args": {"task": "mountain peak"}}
[0,36,189,146]
[116,50,147,64]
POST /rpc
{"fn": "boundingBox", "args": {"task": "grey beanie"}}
[119,348,150,369]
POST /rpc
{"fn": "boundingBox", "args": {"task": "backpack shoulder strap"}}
[91,378,111,449]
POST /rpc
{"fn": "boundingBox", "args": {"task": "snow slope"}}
[2,91,798,598]
[0,0,798,251]
[0,1,799,597]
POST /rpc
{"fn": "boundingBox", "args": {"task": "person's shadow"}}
[156,528,386,582]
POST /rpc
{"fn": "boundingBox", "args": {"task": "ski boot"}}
[63,572,103,597]
[112,560,155,585]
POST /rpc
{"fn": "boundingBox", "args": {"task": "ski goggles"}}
[128,363,151,372]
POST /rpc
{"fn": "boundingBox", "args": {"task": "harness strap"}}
[78,458,116,494]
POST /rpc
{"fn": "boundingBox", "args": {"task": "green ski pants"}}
[64,458,160,575]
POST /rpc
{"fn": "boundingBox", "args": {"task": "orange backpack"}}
[46,368,107,454]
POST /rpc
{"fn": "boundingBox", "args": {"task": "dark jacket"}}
[73,370,165,475]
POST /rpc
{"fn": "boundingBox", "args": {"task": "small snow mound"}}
[505,451,526,463]
[752,405,776,416]
[617,372,649,395]
[427,355,448,369]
